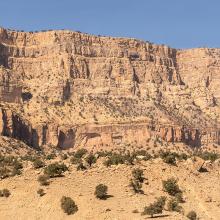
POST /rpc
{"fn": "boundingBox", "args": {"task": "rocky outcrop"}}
[0,106,218,150]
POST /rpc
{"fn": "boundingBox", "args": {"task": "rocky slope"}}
[0,27,219,150]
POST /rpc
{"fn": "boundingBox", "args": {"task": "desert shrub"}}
[38,174,50,186]
[178,153,188,161]
[70,157,81,165]
[187,210,197,220]
[134,150,152,160]
[21,155,37,162]
[167,198,182,212]
[96,151,112,157]
[196,151,219,162]
[163,154,176,165]
[77,162,87,171]
[129,179,143,194]
[159,151,177,165]
[33,158,45,169]
[37,188,45,197]
[85,154,97,166]
[175,192,184,203]
[74,149,88,159]
[94,184,108,199]
[0,155,23,178]
[44,162,68,177]
[104,153,125,167]
[61,196,78,215]
[123,153,135,165]
[11,167,22,176]
[13,160,23,170]
[142,196,166,217]
[0,167,10,179]
[0,189,10,197]
[103,153,134,166]
[162,178,182,196]
[45,153,56,160]
[132,168,144,183]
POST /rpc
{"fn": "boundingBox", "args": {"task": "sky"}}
[0,0,219,49]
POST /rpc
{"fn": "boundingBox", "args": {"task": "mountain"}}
[0,27,219,150]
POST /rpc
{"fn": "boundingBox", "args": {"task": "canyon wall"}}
[0,27,219,149]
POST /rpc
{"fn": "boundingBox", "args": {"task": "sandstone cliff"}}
[0,27,219,149]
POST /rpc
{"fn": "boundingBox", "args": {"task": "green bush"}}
[0,189,10,197]
[142,196,166,217]
[132,168,144,183]
[74,149,88,159]
[85,154,97,166]
[33,159,45,169]
[167,198,182,212]
[94,184,108,199]
[162,178,182,196]
[38,174,50,186]
[61,196,78,215]
[187,210,197,220]
[44,163,68,177]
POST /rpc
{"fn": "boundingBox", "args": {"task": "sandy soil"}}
[0,157,220,220]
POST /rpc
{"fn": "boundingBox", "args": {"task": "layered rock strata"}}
[0,27,219,149]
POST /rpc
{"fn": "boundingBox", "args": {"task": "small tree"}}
[61,196,78,215]
[187,211,197,220]
[162,178,181,196]
[95,184,108,200]
[142,196,166,218]
[38,174,50,186]
[132,168,144,183]
[44,163,68,177]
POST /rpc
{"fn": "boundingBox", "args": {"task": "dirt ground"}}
[0,156,220,220]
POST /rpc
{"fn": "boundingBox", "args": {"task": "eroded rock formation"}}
[0,27,219,149]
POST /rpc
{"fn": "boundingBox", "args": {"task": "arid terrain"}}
[0,27,220,219]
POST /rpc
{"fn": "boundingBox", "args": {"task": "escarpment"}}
[0,27,219,150]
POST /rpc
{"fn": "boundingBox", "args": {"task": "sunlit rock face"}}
[0,27,219,149]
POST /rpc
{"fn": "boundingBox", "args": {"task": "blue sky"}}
[1,0,219,48]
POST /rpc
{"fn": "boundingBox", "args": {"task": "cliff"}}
[0,27,219,149]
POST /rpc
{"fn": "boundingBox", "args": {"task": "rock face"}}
[0,27,219,149]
